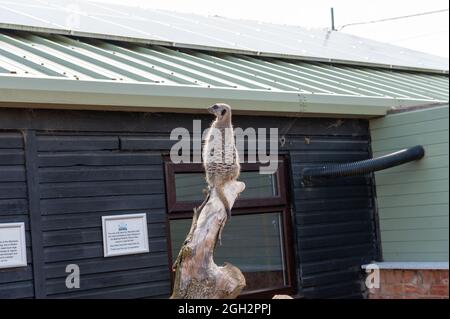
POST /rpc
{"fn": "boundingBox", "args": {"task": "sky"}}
[89,0,449,58]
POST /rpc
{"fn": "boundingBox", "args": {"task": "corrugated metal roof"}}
[0,30,448,117]
[0,0,448,73]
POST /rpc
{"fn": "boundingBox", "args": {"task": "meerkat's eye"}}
[221,109,226,116]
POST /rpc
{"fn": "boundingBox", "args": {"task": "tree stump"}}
[170,180,246,299]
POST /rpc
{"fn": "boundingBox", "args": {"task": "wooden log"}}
[171,181,246,299]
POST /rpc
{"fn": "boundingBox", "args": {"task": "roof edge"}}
[1,76,447,117]
[0,23,448,74]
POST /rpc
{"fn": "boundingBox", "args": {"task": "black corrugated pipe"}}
[302,145,425,183]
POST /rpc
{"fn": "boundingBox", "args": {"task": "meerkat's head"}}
[207,103,231,122]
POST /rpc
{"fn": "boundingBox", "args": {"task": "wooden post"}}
[171,181,246,299]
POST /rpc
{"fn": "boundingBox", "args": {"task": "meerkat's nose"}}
[208,104,218,114]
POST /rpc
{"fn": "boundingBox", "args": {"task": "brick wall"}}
[368,269,449,299]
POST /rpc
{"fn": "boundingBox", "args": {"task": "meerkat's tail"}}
[215,185,231,218]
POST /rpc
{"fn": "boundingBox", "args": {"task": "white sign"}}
[0,222,27,269]
[102,213,149,257]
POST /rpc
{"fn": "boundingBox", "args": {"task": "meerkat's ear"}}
[221,109,226,116]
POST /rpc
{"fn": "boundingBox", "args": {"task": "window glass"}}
[170,212,287,291]
[174,173,205,202]
[174,171,278,202]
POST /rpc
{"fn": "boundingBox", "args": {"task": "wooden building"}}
[0,0,448,299]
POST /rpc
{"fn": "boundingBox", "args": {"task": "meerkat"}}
[203,103,240,218]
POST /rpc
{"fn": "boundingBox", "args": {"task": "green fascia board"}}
[0,75,446,117]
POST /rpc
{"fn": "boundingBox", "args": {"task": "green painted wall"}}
[370,105,449,262]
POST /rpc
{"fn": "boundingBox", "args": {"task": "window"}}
[164,158,296,297]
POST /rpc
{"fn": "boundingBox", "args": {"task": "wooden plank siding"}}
[0,108,379,298]
[0,132,35,298]
[370,105,449,262]
[36,134,170,298]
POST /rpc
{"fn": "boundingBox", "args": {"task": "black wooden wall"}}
[0,108,380,299]
[0,132,34,298]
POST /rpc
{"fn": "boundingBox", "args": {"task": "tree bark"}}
[170,181,246,299]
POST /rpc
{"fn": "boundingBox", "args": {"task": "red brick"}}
[378,283,390,295]
[429,285,449,297]
[379,271,388,284]
[403,284,417,294]
[441,272,449,286]
[383,270,402,284]
[419,270,433,286]
[430,271,445,284]
[402,294,421,299]
[368,287,381,295]
[380,283,399,295]
[402,270,417,284]
[404,284,427,295]
[391,284,404,295]
[366,269,449,299]
[372,294,390,299]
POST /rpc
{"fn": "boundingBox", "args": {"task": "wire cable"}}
[338,8,449,30]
